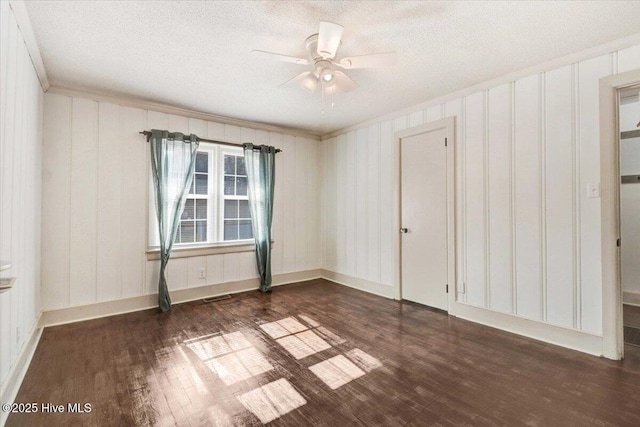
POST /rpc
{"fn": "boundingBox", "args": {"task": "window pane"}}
[224,176,235,195]
[224,155,235,174]
[195,152,208,173]
[196,220,207,242]
[181,199,194,220]
[239,220,253,240]
[238,200,251,219]
[180,221,195,243]
[236,176,248,196]
[236,156,246,175]
[188,176,195,194]
[224,220,238,241]
[196,199,207,220]
[224,199,238,219]
[195,174,208,195]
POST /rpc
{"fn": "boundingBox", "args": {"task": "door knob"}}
[400,228,408,233]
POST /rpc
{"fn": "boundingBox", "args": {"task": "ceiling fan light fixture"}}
[319,65,334,83]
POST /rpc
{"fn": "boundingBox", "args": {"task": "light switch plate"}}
[587,183,600,198]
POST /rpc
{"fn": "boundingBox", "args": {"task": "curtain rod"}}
[139,131,281,153]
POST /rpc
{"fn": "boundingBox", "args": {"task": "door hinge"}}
[445,137,448,147]
[446,284,449,293]
[617,238,621,247]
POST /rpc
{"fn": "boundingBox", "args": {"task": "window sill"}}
[146,240,273,261]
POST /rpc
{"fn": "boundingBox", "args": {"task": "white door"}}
[400,127,449,310]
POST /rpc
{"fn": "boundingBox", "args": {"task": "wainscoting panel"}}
[544,65,575,329]
[487,83,514,314]
[513,74,543,321]
[464,91,487,308]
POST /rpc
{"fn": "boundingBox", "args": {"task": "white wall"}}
[0,0,44,394]
[321,44,640,336]
[620,97,640,299]
[41,93,321,311]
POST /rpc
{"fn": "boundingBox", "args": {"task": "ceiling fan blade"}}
[339,52,397,69]
[279,71,318,93]
[279,72,311,88]
[331,71,358,93]
[251,50,309,65]
[317,21,344,59]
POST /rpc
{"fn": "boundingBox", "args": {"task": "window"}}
[176,152,209,244]
[149,144,252,248]
[222,153,253,241]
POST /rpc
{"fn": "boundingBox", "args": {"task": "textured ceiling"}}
[24,1,640,135]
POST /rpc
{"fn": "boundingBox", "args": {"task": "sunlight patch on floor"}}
[260,316,308,339]
[206,347,274,386]
[315,326,346,345]
[309,355,366,390]
[186,331,253,361]
[276,330,331,360]
[345,348,383,372]
[237,378,307,424]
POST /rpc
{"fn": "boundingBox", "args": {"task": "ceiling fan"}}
[251,21,397,97]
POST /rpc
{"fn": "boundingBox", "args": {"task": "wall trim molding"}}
[46,86,321,140]
[0,318,43,427]
[7,1,50,91]
[320,269,396,299]
[321,33,640,140]
[40,269,322,327]
[623,291,640,306]
[454,302,603,357]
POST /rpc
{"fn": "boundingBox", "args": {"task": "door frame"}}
[600,68,640,360]
[393,117,456,314]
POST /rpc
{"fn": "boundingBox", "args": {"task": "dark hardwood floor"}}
[8,279,640,426]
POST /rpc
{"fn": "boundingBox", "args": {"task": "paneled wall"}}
[0,2,44,392]
[41,93,321,310]
[321,44,640,335]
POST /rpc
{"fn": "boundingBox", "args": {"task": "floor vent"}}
[203,294,232,303]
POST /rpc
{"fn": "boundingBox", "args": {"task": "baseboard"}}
[454,302,603,357]
[40,269,321,327]
[623,290,640,306]
[0,316,43,427]
[320,269,396,299]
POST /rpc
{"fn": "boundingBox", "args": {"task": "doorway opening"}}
[619,85,640,348]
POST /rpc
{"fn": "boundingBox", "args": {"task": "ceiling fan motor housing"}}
[305,34,341,62]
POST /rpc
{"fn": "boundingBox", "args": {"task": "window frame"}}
[147,143,253,253]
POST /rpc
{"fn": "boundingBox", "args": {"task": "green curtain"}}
[149,130,199,311]
[243,143,276,292]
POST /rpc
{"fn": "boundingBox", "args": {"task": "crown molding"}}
[8,0,50,91]
[321,32,640,140]
[46,85,322,140]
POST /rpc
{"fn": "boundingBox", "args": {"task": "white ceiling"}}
[24,1,640,135]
